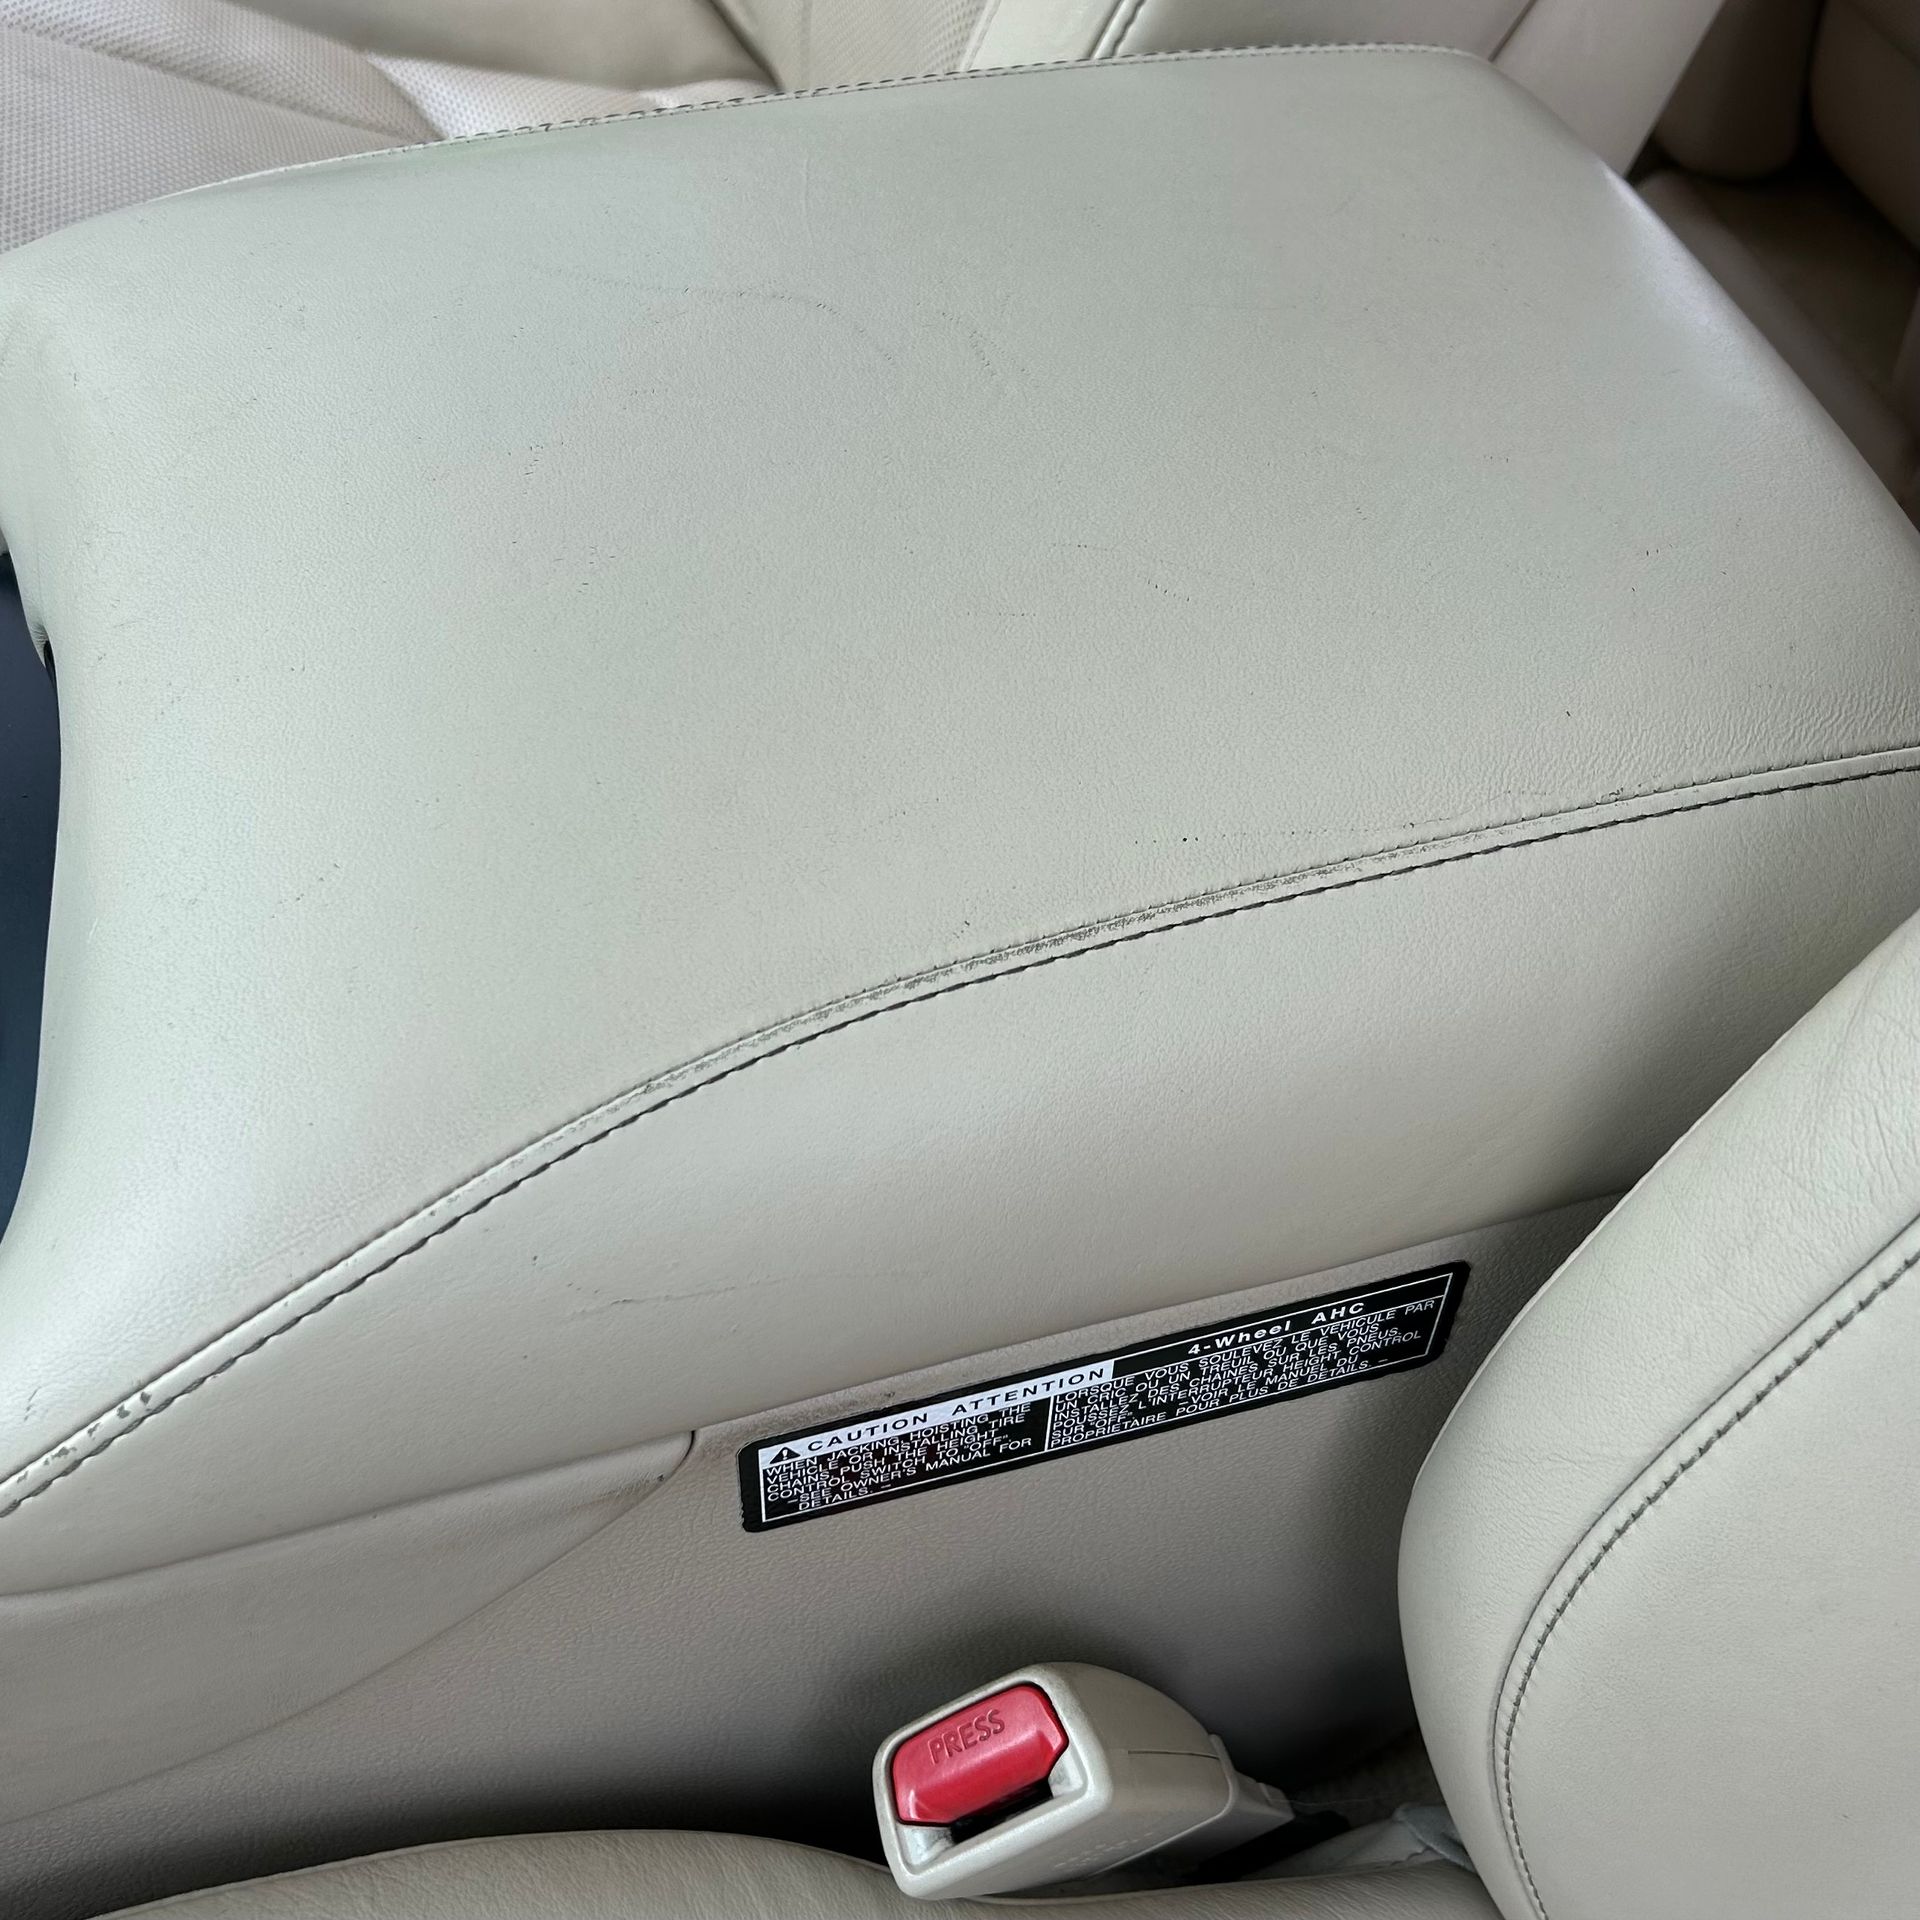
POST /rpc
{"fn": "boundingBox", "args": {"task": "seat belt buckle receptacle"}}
[874,1662,1290,1898]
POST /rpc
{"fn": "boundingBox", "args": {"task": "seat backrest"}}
[1402,909,1920,1919]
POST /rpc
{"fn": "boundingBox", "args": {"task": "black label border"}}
[737,1263,1467,1534]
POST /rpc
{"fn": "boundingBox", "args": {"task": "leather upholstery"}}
[1637,167,1920,514]
[1404,906,1920,1918]
[0,0,770,253]
[1656,0,1825,178]
[950,1,1719,169]
[1,0,1732,261]
[87,922,1920,1913]
[3,45,1920,1914]
[0,1210,1589,1914]
[1641,0,1920,520]
[100,1832,1500,1919]
[2,39,1919,1578]
[1489,0,1724,166]
[100,908,1920,1911]
[3,44,1919,1587]
[1813,0,1920,251]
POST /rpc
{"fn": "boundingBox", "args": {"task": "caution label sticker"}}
[739,1264,1465,1532]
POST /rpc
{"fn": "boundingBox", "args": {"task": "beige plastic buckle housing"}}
[874,1662,1291,1899]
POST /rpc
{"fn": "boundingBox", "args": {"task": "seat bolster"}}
[99,1830,1502,1919]
[1404,912,1920,1920]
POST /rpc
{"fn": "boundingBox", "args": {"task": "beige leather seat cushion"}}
[104,1832,1499,1919]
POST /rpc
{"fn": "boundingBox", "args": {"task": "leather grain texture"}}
[1403,911,1920,1919]
[99,1831,1502,1919]
[2,49,1920,1591]
[0,1436,686,1829]
[2,1207,1590,1910]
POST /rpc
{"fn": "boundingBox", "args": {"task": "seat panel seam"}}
[1494,1215,1920,1920]
[1,751,1916,1527]
[0,14,419,141]
[227,41,1484,178]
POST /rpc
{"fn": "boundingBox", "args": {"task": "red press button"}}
[890,1683,1069,1827]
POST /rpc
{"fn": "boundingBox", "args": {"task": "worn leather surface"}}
[2,48,1920,1590]
[0,1435,686,1831]
[0,1209,1589,1917]
[1404,909,1920,1919]
[100,1831,1501,1919]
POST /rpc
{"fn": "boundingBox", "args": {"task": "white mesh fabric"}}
[0,0,432,252]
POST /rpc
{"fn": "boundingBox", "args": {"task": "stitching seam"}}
[1495,1225,1920,1920]
[239,42,1476,170]
[1,755,1914,1524]
[0,16,423,141]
